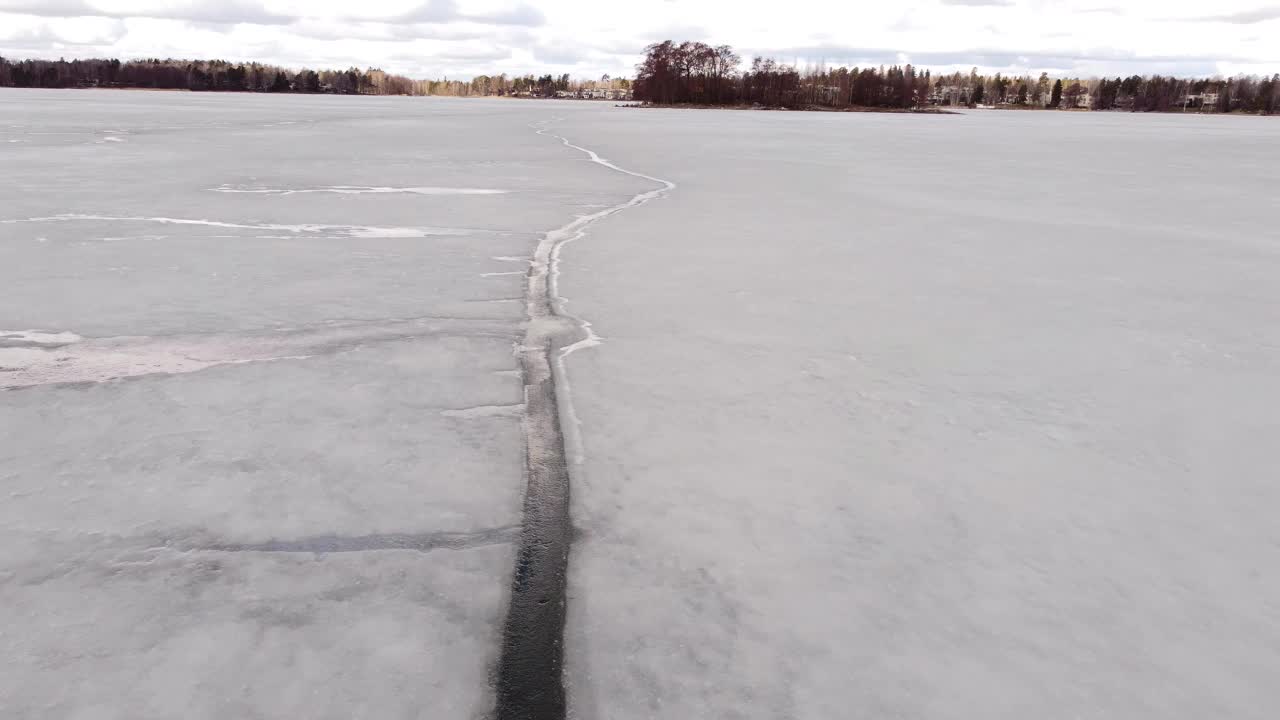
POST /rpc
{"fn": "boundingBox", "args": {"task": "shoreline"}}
[3,88,1272,116]
[624,102,958,114]
[621,101,1275,117]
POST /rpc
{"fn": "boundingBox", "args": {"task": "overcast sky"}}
[1,0,1278,79]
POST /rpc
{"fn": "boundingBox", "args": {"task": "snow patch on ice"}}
[0,317,513,389]
[0,339,310,389]
[0,214,476,238]
[440,404,525,419]
[0,330,83,348]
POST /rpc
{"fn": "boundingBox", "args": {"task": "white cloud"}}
[1192,6,1280,24]
[0,0,296,24]
[1,0,1277,79]
[0,15,127,48]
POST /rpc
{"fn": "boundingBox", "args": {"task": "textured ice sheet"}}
[0,90,650,718]
[0,90,648,340]
[209,184,511,195]
[553,110,1280,719]
[0,316,516,388]
[1,544,512,720]
[1,337,528,540]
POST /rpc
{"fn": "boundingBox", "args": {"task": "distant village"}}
[926,78,1234,112]
[553,87,633,101]
[436,74,635,101]
[475,81,633,100]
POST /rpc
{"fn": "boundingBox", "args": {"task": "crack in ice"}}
[532,120,677,465]
[201,526,521,554]
[494,118,676,720]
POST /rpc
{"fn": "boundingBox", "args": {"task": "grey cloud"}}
[393,45,511,63]
[626,24,713,50]
[0,0,546,30]
[161,1,296,26]
[0,0,96,16]
[288,20,498,43]
[0,18,127,47]
[1192,6,1280,24]
[742,43,1257,75]
[749,44,1244,64]
[396,24,534,44]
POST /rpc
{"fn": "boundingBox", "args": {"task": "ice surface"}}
[552,110,1280,719]
[6,89,1279,718]
[2,544,513,720]
[0,90,647,719]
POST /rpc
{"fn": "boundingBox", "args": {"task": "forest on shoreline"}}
[4,50,1278,115]
[0,57,626,98]
[633,42,1280,114]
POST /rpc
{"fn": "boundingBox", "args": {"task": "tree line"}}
[423,73,630,98]
[0,57,430,95]
[6,51,1277,113]
[634,41,1280,114]
[0,57,633,99]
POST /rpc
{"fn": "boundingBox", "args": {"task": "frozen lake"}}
[0,89,651,719]
[3,90,1278,718]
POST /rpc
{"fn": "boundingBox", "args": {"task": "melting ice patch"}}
[210,184,508,196]
[0,332,310,389]
[0,317,515,390]
[0,331,83,348]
